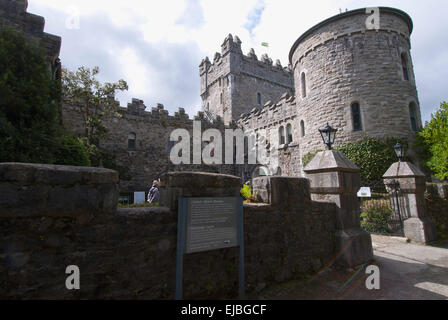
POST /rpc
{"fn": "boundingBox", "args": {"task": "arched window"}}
[286,124,293,143]
[128,133,136,150]
[351,102,363,131]
[279,126,285,145]
[301,72,307,98]
[300,120,305,137]
[220,93,223,104]
[218,77,222,87]
[409,102,418,132]
[206,102,210,111]
[401,53,409,81]
[257,92,262,105]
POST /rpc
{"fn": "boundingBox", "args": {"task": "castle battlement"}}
[0,0,61,65]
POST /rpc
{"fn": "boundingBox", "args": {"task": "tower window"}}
[300,120,305,137]
[128,133,136,150]
[220,93,223,105]
[401,53,410,81]
[351,103,362,131]
[219,77,222,87]
[409,102,418,132]
[257,93,261,105]
[279,126,285,145]
[286,124,293,143]
[301,72,307,98]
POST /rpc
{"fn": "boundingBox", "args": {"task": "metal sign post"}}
[175,197,245,300]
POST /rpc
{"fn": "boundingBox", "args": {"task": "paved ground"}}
[250,235,448,300]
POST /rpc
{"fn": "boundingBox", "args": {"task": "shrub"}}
[360,200,393,233]
[0,27,89,166]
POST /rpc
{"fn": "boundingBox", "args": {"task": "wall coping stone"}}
[0,163,118,185]
[304,150,360,173]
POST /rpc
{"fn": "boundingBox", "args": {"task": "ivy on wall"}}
[301,136,409,182]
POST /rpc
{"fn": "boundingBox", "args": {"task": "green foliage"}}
[53,135,91,166]
[415,102,448,180]
[360,200,392,233]
[0,27,89,166]
[240,184,252,199]
[301,150,322,168]
[337,136,409,182]
[62,66,128,145]
[426,193,448,241]
[62,66,131,178]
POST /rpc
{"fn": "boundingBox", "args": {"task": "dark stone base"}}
[335,228,373,268]
[404,217,437,244]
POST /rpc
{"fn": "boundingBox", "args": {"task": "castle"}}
[201,7,422,177]
[1,2,423,202]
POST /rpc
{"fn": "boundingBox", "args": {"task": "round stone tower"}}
[289,7,422,156]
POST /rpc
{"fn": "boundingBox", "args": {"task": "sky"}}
[27,0,448,123]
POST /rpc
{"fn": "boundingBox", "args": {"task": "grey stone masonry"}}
[304,150,373,267]
[383,162,437,244]
[0,162,119,218]
[0,0,61,73]
[289,7,422,157]
[1,168,338,299]
[200,34,293,124]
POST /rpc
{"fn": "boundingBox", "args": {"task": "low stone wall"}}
[0,164,337,299]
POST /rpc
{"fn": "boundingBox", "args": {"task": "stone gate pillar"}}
[383,162,437,244]
[304,150,373,267]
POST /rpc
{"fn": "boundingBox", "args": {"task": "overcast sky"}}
[28,0,447,123]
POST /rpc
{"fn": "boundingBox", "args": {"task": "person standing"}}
[148,180,160,204]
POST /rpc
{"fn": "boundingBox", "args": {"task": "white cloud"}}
[27,0,448,122]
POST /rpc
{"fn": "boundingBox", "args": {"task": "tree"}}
[416,102,448,180]
[62,66,128,146]
[62,66,131,179]
[0,27,89,166]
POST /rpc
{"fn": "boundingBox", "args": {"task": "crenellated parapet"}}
[0,0,61,73]
[237,92,296,130]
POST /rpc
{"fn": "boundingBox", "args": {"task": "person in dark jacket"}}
[148,180,160,204]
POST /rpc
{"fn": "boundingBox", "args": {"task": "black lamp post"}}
[319,123,338,150]
[394,142,404,162]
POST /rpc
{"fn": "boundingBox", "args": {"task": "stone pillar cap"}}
[383,161,425,178]
[304,150,359,173]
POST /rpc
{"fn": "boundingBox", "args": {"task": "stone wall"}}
[200,34,294,124]
[0,0,61,73]
[0,165,337,299]
[290,7,421,156]
[61,99,239,194]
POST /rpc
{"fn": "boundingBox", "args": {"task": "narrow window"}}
[219,77,222,87]
[401,53,409,81]
[257,92,262,105]
[226,76,230,86]
[351,103,362,131]
[220,93,223,105]
[409,102,418,132]
[279,126,285,145]
[300,120,305,137]
[286,124,293,143]
[128,133,136,150]
[301,72,307,98]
